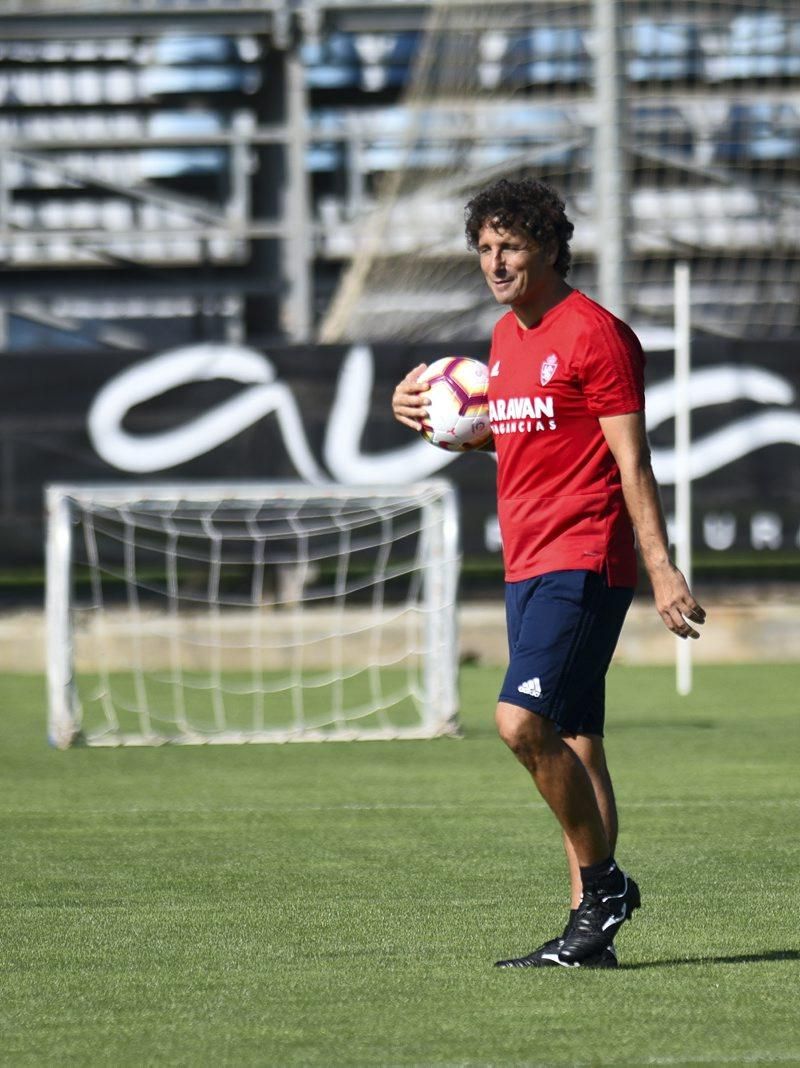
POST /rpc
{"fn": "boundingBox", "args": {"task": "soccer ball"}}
[418,356,492,452]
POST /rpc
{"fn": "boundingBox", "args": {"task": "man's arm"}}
[599,411,706,640]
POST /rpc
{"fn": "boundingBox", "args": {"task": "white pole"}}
[285,49,313,342]
[674,262,692,696]
[593,0,628,320]
[45,487,77,748]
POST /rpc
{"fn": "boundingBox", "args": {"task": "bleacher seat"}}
[627,21,704,82]
[714,103,800,163]
[706,14,800,81]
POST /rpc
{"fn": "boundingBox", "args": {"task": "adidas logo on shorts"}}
[518,677,542,698]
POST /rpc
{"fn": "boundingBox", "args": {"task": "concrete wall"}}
[5,594,798,673]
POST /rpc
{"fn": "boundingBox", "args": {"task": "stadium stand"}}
[1,1,799,348]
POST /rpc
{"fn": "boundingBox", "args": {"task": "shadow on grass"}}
[624,950,800,970]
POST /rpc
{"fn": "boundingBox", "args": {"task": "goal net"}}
[45,481,460,748]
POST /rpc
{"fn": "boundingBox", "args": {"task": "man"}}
[392,177,705,969]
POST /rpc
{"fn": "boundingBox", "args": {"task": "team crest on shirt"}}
[540,353,558,386]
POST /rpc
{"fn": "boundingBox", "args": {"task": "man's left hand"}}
[650,564,706,639]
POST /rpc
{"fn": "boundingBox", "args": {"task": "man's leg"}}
[494,708,637,968]
[562,733,618,908]
[494,571,639,968]
[494,703,610,866]
[519,722,638,967]
[556,733,639,965]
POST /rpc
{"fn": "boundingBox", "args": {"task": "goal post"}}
[45,480,461,748]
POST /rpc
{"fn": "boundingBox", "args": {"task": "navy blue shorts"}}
[499,570,634,737]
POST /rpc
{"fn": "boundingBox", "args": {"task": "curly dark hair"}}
[464,177,574,278]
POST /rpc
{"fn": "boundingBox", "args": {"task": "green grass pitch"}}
[3,663,799,1065]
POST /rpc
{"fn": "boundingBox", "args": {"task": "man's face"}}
[476,222,555,310]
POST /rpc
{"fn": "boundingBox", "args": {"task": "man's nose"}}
[491,251,505,273]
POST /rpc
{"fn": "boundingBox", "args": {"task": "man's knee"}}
[495,702,560,766]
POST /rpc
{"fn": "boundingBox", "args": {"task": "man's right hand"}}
[391,364,430,432]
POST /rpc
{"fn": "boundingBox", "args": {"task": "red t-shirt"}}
[488,290,645,586]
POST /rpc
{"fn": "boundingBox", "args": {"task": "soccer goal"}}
[45,481,461,748]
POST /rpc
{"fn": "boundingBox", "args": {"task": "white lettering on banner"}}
[87,341,464,483]
[751,512,783,550]
[87,343,327,481]
[484,515,502,552]
[88,345,800,494]
[646,366,800,482]
[486,509,798,553]
[322,344,458,483]
[703,513,737,551]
